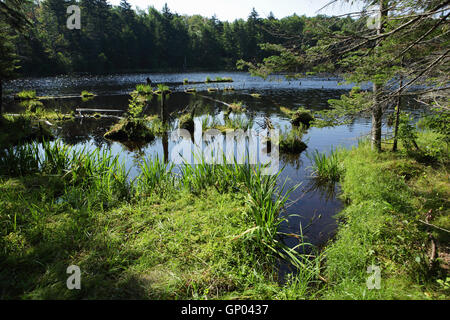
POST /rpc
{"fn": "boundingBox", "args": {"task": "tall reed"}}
[308,148,343,182]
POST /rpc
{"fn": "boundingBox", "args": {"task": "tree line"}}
[10,0,356,75]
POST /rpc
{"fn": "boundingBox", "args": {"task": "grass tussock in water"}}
[278,126,308,154]
[205,76,233,83]
[280,106,314,127]
[81,90,95,98]
[15,90,37,100]
[308,148,343,183]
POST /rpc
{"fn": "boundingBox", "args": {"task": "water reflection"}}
[3,75,375,252]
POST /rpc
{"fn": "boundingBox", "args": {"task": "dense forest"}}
[13,0,356,75]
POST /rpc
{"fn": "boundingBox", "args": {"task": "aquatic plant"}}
[224,102,246,118]
[15,90,37,100]
[278,127,308,154]
[250,93,261,98]
[201,114,220,131]
[19,99,44,112]
[308,148,343,183]
[280,106,314,127]
[138,156,175,196]
[183,78,189,85]
[81,90,95,98]
[178,112,195,132]
[222,114,253,131]
[135,84,153,95]
[104,119,155,143]
[154,84,172,95]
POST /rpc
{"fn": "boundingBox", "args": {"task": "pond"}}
[4,71,382,274]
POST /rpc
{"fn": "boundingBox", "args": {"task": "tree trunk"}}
[393,67,404,152]
[371,0,388,151]
[0,78,3,116]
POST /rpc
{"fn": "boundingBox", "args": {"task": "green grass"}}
[321,131,449,299]
[0,142,319,299]
[135,84,153,95]
[15,90,37,100]
[280,106,314,127]
[104,119,155,143]
[81,91,95,98]
[308,148,343,182]
[278,127,308,154]
[154,84,171,95]
[205,76,233,83]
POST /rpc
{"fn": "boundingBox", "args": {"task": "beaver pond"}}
[4,71,421,275]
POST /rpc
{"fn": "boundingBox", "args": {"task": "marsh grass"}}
[322,133,449,299]
[15,90,37,100]
[278,126,308,154]
[0,139,321,299]
[135,84,153,95]
[138,156,175,196]
[155,84,171,95]
[280,106,314,127]
[308,148,343,183]
[81,90,95,98]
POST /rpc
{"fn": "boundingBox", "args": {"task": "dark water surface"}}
[4,72,376,268]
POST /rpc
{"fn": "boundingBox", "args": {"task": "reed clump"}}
[15,90,37,100]
[278,127,308,154]
[81,90,95,98]
[308,148,343,183]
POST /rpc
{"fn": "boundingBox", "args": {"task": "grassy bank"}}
[320,131,449,299]
[0,139,319,299]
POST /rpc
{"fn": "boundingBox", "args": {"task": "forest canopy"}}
[9,0,358,75]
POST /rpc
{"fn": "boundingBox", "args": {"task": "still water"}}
[4,72,377,254]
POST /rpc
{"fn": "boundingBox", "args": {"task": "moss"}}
[15,90,37,100]
[280,106,314,127]
[81,91,95,98]
[104,119,155,143]
[178,113,194,132]
[224,102,246,117]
